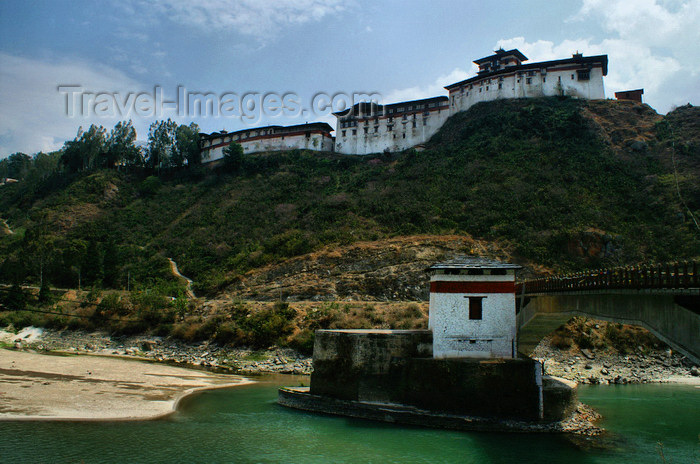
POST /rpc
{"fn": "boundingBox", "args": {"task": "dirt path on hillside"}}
[168,258,196,299]
[0,218,13,235]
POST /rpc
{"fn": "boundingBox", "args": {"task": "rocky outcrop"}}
[532,338,697,384]
[223,235,528,301]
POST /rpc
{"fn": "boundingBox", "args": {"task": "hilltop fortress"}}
[201,49,609,160]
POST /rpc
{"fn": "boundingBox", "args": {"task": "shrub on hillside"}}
[139,176,161,196]
[244,301,297,348]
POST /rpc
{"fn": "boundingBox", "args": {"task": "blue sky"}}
[1,0,698,157]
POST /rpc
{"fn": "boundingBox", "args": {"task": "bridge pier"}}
[518,290,700,364]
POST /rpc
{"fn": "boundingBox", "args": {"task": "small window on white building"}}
[468,297,484,320]
[352,129,357,135]
[374,126,379,133]
[526,78,532,84]
[412,121,417,128]
[577,70,590,81]
[342,130,346,137]
[498,83,502,89]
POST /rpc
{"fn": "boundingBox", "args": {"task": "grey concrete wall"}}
[311,329,433,403]
[401,357,543,420]
[519,292,700,363]
[310,329,575,421]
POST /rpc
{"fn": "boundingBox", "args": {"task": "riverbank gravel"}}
[532,338,698,385]
[5,327,313,375]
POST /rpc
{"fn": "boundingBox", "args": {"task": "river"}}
[0,375,697,463]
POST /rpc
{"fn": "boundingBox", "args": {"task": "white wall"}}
[202,132,334,163]
[334,107,449,155]
[449,65,606,115]
[429,273,517,359]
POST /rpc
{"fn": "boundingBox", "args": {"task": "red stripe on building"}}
[430,281,515,294]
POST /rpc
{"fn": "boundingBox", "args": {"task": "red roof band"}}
[430,281,516,294]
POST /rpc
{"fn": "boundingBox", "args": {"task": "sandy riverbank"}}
[0,349,253,421]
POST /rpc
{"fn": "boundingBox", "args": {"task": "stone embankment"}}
[6,328,312,375]
[5,326,698,384]
[532,338,699,385]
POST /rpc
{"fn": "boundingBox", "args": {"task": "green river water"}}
[0,375,697,463]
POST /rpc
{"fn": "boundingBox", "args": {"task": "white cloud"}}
[0,53,148,156]
[498,0,700,112]
[134,0,346,41]
[383,1,698,114]
[495,36,681,100]
[384,67,473,104]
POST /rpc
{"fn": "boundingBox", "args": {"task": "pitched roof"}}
[473,48,528,64]
[332,96,448,117]
[445,54,608,90]
[426,257,522,270]
[200,122,333,141]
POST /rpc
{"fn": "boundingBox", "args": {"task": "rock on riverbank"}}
[4,325,697,384]
[532,338,698,385]
[3,327,312,375]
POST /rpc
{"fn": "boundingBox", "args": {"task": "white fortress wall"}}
[334,98,449,155]
[201,124,334,162]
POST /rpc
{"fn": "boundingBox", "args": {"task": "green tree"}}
[60,125,108,173]
[107,120,141,168]
[223,141,244,171]
[147,119,178,169]
[39,277,52,303]
[0,158,8,179]
[2,282,27,310]
[175,122,201,167]
[20,214,55,289]
[30,151,60,181]
[82,239,103,286]
[6,152,32,179]
[102,240,120,288]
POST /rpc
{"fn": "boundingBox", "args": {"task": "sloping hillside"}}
[0,97,697,298]
[222,234,543,301]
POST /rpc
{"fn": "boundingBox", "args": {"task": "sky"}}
[0,0,698,158]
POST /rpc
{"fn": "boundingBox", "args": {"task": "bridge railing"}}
[517,261,698,294]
